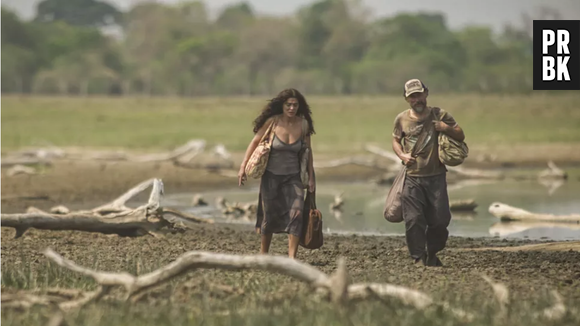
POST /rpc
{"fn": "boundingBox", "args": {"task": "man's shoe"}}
[426,253,443,267]
[414,254,427,266]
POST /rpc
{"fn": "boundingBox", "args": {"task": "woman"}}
[238,88,316,259]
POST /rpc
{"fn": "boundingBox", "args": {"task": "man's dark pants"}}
[401,173,452,262]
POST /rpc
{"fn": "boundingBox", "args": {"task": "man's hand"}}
[433,120,449,132]
[400,153,416,166]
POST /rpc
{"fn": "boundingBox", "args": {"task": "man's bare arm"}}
[392,137,404,159]
[393,137,415,166]
[444,124,465,142]
[434,121,465,142]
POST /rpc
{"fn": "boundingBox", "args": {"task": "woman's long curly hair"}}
[252,88,315,136]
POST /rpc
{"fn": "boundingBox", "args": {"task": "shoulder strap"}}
[260,117,277,144]
[410,109,435,157]
[308,190,317,208]
[431,107,441,122]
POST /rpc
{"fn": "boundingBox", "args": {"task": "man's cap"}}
[404,79,426,97]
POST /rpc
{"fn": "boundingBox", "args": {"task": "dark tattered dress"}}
[255,133,305,237]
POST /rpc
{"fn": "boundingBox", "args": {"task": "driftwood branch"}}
[42,248,472,320]
[489,202,580,223]
[0,178,212,238]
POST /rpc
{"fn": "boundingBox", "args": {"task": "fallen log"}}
[488,202,580,223]
[450,199,478,212]
[364,144,504,179]
[0,178,212,238]
[41,248,472,320]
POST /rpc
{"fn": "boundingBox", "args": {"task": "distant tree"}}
[1,8,43,92]
[35,0,123,27]
[215,2,254,30]
[0,1,538,95]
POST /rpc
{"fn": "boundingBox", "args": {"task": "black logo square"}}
[533,20,580,90]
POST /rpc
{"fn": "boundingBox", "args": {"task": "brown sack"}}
[383,111,433,224]
[299,190,323,249]
[383,166,406,223]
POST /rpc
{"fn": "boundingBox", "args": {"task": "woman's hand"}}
[308,176,316,193]
[238,165,247,186]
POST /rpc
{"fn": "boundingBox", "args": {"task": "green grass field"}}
[2,94,580,154]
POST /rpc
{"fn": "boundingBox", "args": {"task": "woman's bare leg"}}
[288,234,300,259]
[261,233,273,254]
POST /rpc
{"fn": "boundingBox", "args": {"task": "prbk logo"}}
[533,20,580,90]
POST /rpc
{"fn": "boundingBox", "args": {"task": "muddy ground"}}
[2,161,580,325]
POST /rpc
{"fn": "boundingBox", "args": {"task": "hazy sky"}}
[3,0,580,32]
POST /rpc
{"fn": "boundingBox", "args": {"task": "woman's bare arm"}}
[306,134,314,180]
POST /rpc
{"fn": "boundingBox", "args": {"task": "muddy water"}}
[162,177,580,241]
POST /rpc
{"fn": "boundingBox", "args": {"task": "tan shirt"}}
[392,107,457,177]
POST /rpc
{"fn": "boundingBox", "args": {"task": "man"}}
[392,79,465,267]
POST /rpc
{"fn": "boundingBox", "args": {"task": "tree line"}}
[1,0,549,96]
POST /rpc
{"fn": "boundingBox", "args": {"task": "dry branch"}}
[1,178,212,238]
[489,202,580,223]
[42,248,472,320]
